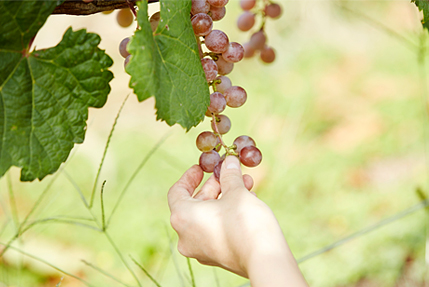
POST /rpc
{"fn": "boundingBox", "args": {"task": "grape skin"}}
[124,55,131,67]
[208,0,228,8]
[240,0,256,11]
[208,92,226,114]
[249,30,266,50]
[205,30,229,53]
[196,131,218,152]
[243,42,255,58]
[210,6,226,21]
[119,37,130,58]
[201,58,218,82]
[222,42,244,63]
[215,57,234,75]
[214,76,232,94]
[260,46,276,63]
[192,13,213,36]
[213,159,224,181]
[117,9,134,28]
[150,11,160,32]
[239,146,262,167]
[265,3,282,18]
[211,114,231,135]
[191,0,210,15]
[199,150,221,173]
[233,135,256,153]
[237,12,255,32]
[224,86,247,108]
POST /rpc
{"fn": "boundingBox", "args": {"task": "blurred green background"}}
[0,0,428,286]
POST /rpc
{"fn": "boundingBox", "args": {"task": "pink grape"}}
[213,159,224,182]
[124,55,131,67]
[196,131,218,152]
[260,46,276,63]
[214,76,232,93]
[119,37,130,58]
[210,6,226,21]
[191,13,213,36]
[208,0,228,8]
[191,0,210,15]
[205,30,229,53]
[243,42,255,58]
[249,30,266,50]
[240,0,256,11]
[199,150,221,173]
[215,57,234,75]
[222,42,244,63]
[233,135,256,153]
[237,11,255,32]
[201,58,218,82]
[224,86,247,108]
[265,3,282,18]
[211,114,231,134]
[239,146,262,167]
[208,92,226,114]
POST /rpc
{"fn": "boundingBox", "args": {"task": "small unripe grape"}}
[214,76,232,93]
[205,30,229,53]
[243,42,255,58]
[119,37,130,58]
[215,57,234,75]
[102,10,113,14]
[117,9,134,28]
[222,42,244,63]
[150,11,160,32]
[211,114,231,134]
[208,92,226,114]
[213,159,224,182]
[240,146,262,167]
[233,135,256,153]
[191,13,213,36]
[260,46,276,63]
[191,0,210,15]
[199,150,221,173]
[237,12,255,32]
[196,131,218,152]
[224,86,247,108]
[240,0,256,11]
[265,3,282,18]
[249,30,266,50]
[210,6,226,21]
[201,58,218,82]
[208,0,228,8]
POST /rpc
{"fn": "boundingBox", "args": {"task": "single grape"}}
[211,114,231,135]
[213,159,224,182]
[249,30,266,50]
[196,131,218,152]
[102,10,113,14]
[222,42,244,63]
[224,86,247,108]
[210,6,226,21]
[191,13,213,36]
[240,0,256,11]
[208,0,228,8]
[260,46,276,63]
[199,150,221,173]
[205,30,229,53]
[201,58,218,82]
[117,9,134,28]
[243,42,255,58]
[119,37,130,58]
[191,0,210,15]
[124,55,131,67]
[150,11,160,32]
[208,92,226,114]
[214,76,232,94]
[265,3,282,18]
[237,12,255,32]
[233,135,256,153]
[215,57,234,75]
[239,146,262,167]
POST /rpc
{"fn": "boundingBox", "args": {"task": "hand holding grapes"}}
[168,156,309,287]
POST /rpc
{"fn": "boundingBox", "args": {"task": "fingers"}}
[220,156,245,195]
[168,165,204,209]
[243,174,254,191]
[194,175,221,200]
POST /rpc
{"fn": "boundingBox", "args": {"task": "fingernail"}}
[225,156,240,170]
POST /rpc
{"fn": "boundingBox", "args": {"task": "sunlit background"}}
[0,0,428,286]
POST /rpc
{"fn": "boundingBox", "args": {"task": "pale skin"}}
[168,156,309,287]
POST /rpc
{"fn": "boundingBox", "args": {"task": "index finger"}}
[168,165,204,209]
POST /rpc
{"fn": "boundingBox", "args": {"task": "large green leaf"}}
[412,0,429,30]
[0,1,113,181]
[126,0,210,131]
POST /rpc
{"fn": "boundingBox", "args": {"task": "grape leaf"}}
[0,1,113,181]
[412,0,429,30]
[126,0,210,131]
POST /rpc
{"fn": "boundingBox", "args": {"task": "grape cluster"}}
[237,0,282,64]
[191,0,263,181]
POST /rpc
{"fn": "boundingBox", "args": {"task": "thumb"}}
[220,156,245,195]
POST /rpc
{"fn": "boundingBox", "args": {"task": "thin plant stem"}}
[81,259,132,287]
[63,170,89,208]
[6,173,19,231]
[187,257,196,287]
[90,95,129,208]
[213,268,220,287]
[130,255,163,287]
[19,217,102,235]
[101,180,107,231]
[165,225,185,287]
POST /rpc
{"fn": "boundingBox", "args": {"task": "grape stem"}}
[211,114,238,156]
